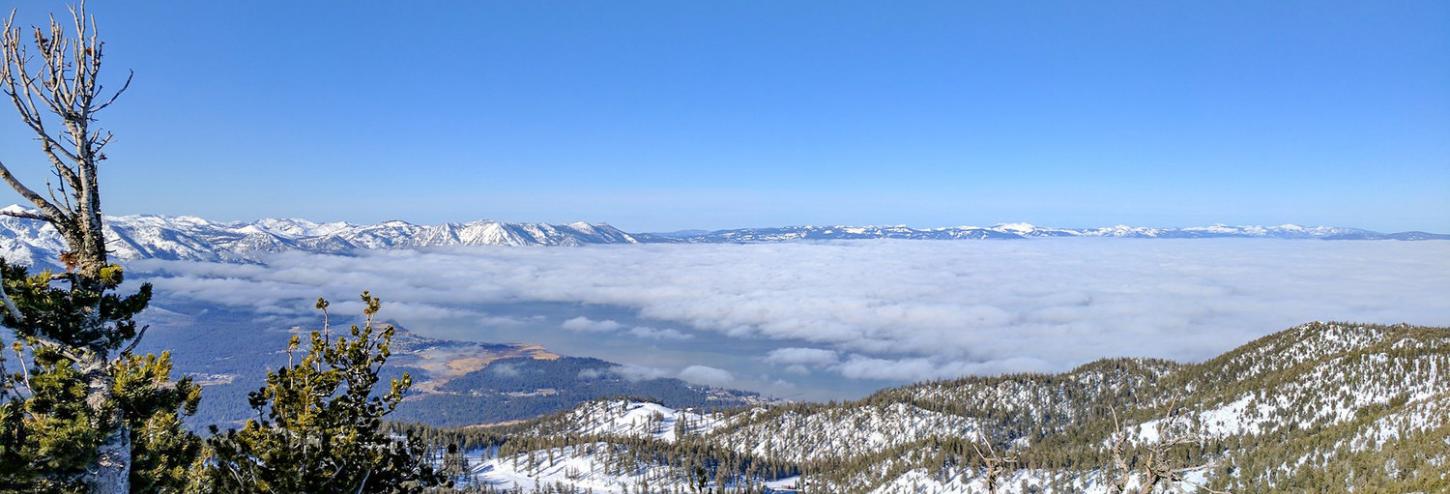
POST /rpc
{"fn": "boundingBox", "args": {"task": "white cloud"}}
[561,316,623,332]
[479,314,529,327]
[678,365,735,387]
[609,364,673,382]
[628,326,693,340]
[836,354,1050,381]
[489,362,521,377]
[763,347,1046,381]
[560,317,690,340]
[130,240,1450,385]
[765,347,840,367]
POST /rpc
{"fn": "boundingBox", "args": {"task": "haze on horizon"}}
[0,1,1444,232]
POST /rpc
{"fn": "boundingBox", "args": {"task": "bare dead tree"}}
[0,3,126,276]
[0,2,135,491]
[1104,406,1134,494]
[1137,399,1230,494]
[969,430,1019,494]
[1103,398,1231,494]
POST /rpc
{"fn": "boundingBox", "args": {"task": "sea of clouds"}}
[130,239,1450,392]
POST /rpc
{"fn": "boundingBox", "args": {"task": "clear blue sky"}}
[0,1,1444,232]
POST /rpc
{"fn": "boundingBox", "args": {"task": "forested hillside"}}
[411,322,1450,493]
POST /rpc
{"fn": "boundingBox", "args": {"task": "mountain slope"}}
[435,322,1450,493]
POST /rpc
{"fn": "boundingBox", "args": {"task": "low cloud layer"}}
[562,316,692,341]
[678,365,735,387]
[562,316,623,333]
[131,240,1450,386]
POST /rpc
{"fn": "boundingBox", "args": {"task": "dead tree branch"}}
[970,430,1019,494]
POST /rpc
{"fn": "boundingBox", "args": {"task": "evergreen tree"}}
[0,262,202,493]
[190,293,446,493]
[0,3,201,491]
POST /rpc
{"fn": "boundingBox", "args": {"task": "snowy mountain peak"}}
[0,207,641,267]
[0,206,1441,267]
[0,204,32,216]
[657,222,1444,243]
[992,222,1039,234]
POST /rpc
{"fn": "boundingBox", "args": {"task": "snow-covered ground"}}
[466,441,795,493]
[543,400,728,442]
[444,323,1450,493]
[714,402,980,463]
[866,468,1219,494]
[470,443,679,493]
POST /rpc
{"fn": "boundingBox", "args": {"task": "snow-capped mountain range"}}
[0,205,639,266]
[0,204,1443,267]
[645,222,1450,242]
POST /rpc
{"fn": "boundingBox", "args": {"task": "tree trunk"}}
[82,350,129,492]
[92,426,131,493]
[76,222,127,492]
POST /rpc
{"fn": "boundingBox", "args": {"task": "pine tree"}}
[189,292,445,493]
[0,339,102,493]
[0,262,202,493]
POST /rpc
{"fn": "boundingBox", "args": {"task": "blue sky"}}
[0,1,1444,232]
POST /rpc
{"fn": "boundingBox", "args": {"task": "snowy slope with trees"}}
[415,322,1450,493]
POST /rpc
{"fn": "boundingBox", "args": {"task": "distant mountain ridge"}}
[644,222,1450,242]
[0,205,639,266]
[0,205,1443,267]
